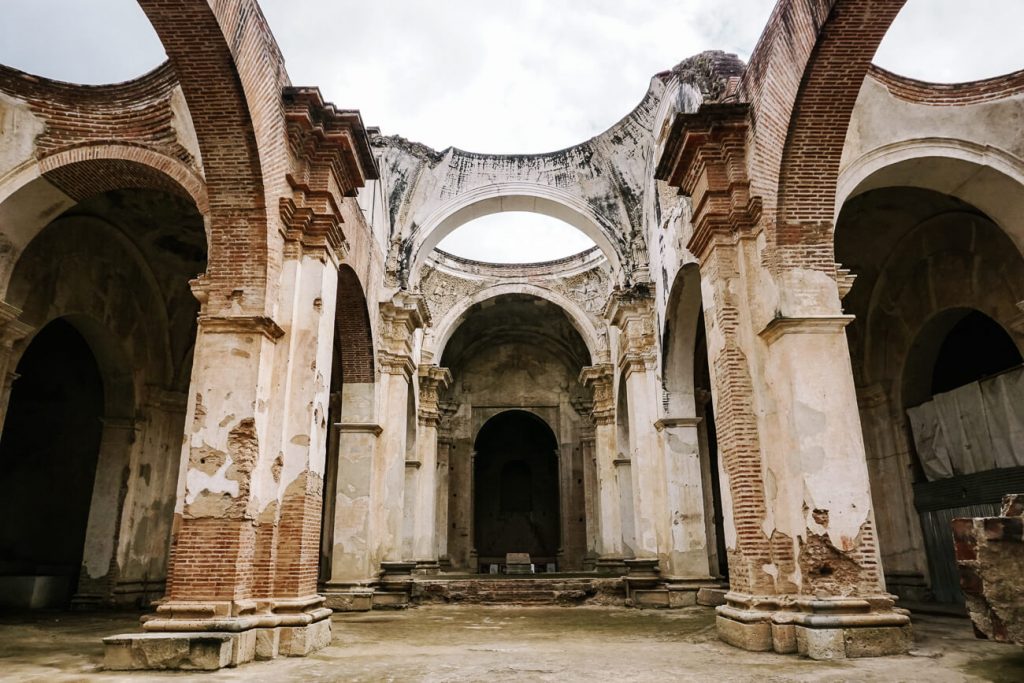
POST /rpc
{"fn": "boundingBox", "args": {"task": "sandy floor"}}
[0,605,1022,682]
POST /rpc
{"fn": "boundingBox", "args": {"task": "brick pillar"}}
[410,365,452,571]
[261,231,341,651]
[580,364,625,572]
[145,280,285,631]
[657,104,909,659]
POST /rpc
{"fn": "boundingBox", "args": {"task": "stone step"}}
[412,577,623,606]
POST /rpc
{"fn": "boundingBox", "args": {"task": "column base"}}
[413,560,440,575]
[716,593,913,659]
[105,597,333,671]
[322,582,375,612]
[594,555,628,575]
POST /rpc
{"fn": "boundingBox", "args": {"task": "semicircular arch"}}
[427,283,605,365]
[0,146,208,299]
[837,138,1024,255]
[410,183,624,283]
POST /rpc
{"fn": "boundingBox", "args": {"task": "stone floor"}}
[0,606,1022,682]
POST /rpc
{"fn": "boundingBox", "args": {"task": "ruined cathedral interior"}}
[0,0,1022,677]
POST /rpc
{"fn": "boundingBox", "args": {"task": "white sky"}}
[2,0,1021,262]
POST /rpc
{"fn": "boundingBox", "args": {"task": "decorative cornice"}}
[282,86,379,195]
[758,315,855,345]
[279,175,349,260]
[655,103,760,262]
[334,422,383,436]
[198,315,285,341]
[654,417,703,432]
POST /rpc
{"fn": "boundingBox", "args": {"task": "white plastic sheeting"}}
[907,366,1024,481]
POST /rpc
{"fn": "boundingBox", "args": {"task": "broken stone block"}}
[953,493,1024,646]
[102,632,235,671]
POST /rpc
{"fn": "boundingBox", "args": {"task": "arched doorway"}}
[474,410,560,571]
[903,308,1023,603]
[0,319,104,607]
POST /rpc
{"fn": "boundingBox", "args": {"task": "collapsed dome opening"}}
[874,0,1024,83]
[435,212,596,264]
[0,0,165,84]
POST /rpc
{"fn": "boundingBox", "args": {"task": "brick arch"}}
[741,0,907,271]
[137,0,290,316]
[0,146,207,300]
[334,265,375,386]
[40,144,207,213]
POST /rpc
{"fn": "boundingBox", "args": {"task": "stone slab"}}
[667,588,697,608]
[633,589,670,608]
[843,624,914,658]
[324,591,374,612]
[255,627,281,661]
[796,626,846,660]
[373,591,410,608]
[716,615,773,652]
[696,587,728,607]
[102,632,234,671]
[280,619,332,657]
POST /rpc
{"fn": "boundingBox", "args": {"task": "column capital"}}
[0,301,34,347]
[579,363,615,425]
[379,291,429,356]
[378,350,416,379]
[605,286,657,375]
[417,364,452,426]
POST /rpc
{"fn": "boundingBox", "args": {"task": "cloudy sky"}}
[2,0,1021,262]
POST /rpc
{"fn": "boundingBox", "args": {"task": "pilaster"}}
[579,363,624,570]
[411,365,452,570]
[605,288,666,566]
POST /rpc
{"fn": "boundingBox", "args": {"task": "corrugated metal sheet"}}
[919,504,1000,604]
[911,466,1024,604]
[912,466,1024,512]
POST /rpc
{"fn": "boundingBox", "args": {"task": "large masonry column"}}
[103,86,379,670]
[580,364,625,572]
[411,364,452,572]
[375,292,428,567]
[259,217,343,656]
[656,104,910,659]
[140,290,286,657]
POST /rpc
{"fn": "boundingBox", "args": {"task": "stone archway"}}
[473,410,561,571]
